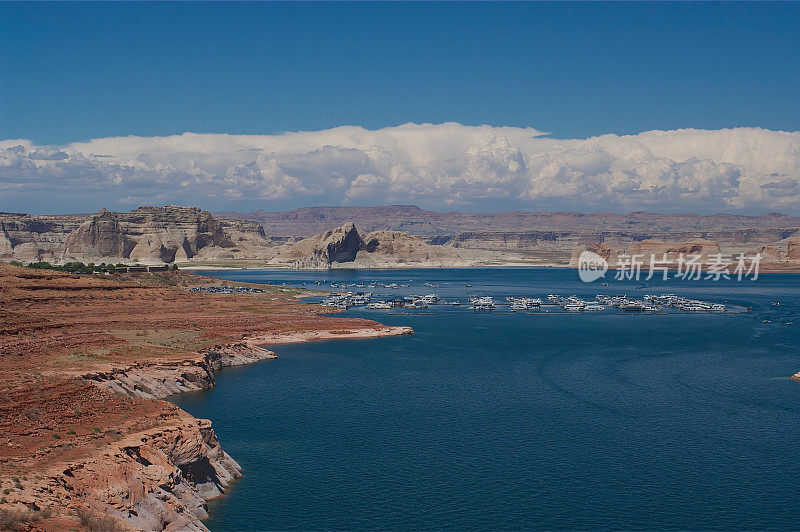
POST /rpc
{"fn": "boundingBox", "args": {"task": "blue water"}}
[172,268,800,530]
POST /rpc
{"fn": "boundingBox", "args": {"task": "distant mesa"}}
[218,205,800,238]
[2,205,800,269]
[0,206,270,265]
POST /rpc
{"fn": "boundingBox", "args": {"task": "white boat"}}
[582,304,605,311]
[366,302,392,309]
[469,296,495,310]
[510,297,542,310]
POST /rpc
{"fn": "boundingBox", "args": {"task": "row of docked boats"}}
[643,294,726,311]
[320,291,374,309]
[329,281,409,289]
[321,290,727,313]
[324,292,451,310]
[548,294,617,311]
[508,297,542,311]
[592,295,660,312]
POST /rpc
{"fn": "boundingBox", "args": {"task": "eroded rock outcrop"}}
[0,206,274,265]
[787,237,800,261]
[0,212,82,262]
[272,223,502,268]
[4,206,800,269]
[8,413,240,531]
[286,222,364,266]
[63,206,255,265]
[83,342,277,400]
[569,242,619,267]
[625,238,722,260]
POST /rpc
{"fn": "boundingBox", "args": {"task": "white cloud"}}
[1,123,799,213]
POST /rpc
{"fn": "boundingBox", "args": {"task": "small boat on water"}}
[683,305,706,311]
[469,296,495,310]
[510,297,542,310]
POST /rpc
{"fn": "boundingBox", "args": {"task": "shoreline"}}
[2,262,797,529]
[2,325,413,531]
[177,262,571,271]
[0,262,413,531]
[179,262,800,273]
[82,325,414,401]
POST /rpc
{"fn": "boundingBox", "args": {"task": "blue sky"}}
[2,2,799,144]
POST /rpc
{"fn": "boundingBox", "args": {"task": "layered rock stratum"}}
[220,205,800,236]
[3,205,800,269]
[227,207,800,269]
[0,264,411,530]
[0,206,272,265]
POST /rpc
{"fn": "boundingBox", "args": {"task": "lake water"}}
[172,268,800,530]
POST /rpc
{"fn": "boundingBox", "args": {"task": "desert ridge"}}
[2,205,800,269]
[0,263,411,530]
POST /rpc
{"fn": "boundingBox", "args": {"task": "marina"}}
[190,272,743,316]
[189,285,268,294]
[316,285,733,315]
[181,267,800,531]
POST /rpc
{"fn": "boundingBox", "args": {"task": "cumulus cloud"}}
[1,123,799,213]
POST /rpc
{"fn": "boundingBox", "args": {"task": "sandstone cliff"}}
[0,206,273,265]
[354,230,492,268]
[270,223,506,268]
[0,262,416,530]
[221,206,800,269]
[224,206,800,237]
[83,342,277,400]
[0,341,266,531]
[3,206,800,269]
[3,408,240,531]
[0,213,82,263]
[284,222,365,266]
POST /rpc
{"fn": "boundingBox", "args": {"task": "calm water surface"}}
[172,268,800,530]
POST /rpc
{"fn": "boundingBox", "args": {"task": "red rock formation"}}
[787,237,800,260]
